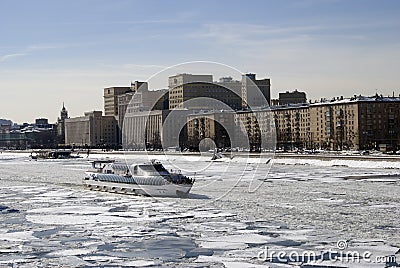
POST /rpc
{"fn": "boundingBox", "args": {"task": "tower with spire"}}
[57,103,69,144]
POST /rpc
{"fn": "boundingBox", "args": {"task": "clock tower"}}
[57,103,69,144]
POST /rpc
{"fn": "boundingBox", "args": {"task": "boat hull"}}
[83,179,192,198]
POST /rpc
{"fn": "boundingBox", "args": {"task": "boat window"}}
[153,164,168,172]
[137,164,169,174]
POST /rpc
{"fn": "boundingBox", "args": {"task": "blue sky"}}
[1,0,400,122]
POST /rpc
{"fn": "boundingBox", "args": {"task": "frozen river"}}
[0,152,399,267]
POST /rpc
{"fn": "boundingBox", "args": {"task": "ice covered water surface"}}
[0,152,399,267]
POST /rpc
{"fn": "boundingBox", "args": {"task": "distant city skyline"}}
[1,0,400,123]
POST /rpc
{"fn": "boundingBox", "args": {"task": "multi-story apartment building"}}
[122,109,195,150]
[241,73,271,108]
[104,74,399,152]
[273,104,311,150]
[309,100,359,150]
[128,88,168,112]
[112,81,169,145]
[118,87,168,128]
[357,99,399,150]
[234,109,276,152]
[216,76,242,98]
[234,110,261,151]
[187,111,235,150]
[169,81,242,110]
[117,92,134,129]
[230,95,400,151]
[168,73,213,88]
[103,86,131,117]
[311,96,400,150]
[169,74,244,110]
[123,110,164,150]
[65,111,118,147]
[114,82,148,123]
[276,95,400,151]
[279,90,307,105]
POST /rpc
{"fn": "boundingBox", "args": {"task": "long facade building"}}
[169,82,242,110]
[122,110,168,150]
[267,96,400,151]
[65,111,118,147]
[168,73,270,110]
[122,109,191,150]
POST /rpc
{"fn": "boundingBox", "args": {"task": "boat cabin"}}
[90,160,115,172]
[132,162,170,176]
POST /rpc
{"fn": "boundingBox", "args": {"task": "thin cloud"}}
[189,20,399,46]
[288,0,342,8]
[106,19,180,25]
[0,44,64,63]
[0,53,28,62]
[190,23,322,45]
[27,44,66,51]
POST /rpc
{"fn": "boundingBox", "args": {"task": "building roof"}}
[267,95,400,110]
[310,95,400,107]
[188,109,236,117]
[270,103,310,111]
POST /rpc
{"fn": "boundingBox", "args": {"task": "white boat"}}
[83,159,194,198]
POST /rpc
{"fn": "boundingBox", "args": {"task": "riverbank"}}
[2,149,400,162]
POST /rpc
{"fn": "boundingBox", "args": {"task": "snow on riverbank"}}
[272,157,400,169]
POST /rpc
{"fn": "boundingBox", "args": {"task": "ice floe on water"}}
[0,231,38,242]
[0,153,399,267]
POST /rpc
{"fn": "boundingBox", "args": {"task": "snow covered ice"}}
[0,151,399,267]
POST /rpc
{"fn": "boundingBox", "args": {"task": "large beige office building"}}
[168,74,242,111]
[122,109,193,150]
[117,86,168,128]
[104,86,131,117]
[168,73,212,88]
[241,73,271,108]
[65,111,117,147]
[168,73,269,111]
[122,110,169,150]
[169,82,242,110]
